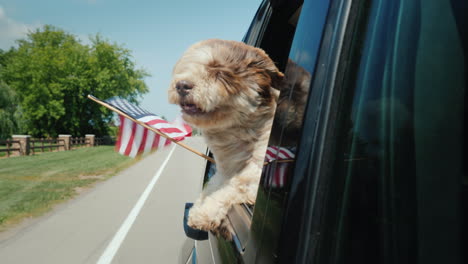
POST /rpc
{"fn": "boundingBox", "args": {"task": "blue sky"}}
[0,0,262,119]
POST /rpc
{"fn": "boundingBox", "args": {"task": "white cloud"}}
[0,6,41,50]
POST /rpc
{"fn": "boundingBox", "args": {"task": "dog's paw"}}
[187,212,221,231]
[188,211,234,241]
[187,198,229,232]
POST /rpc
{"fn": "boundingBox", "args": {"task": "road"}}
[0,137,207,264]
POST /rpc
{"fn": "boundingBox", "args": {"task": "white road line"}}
[96,145,177,264]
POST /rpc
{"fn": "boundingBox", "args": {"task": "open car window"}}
[200,0,324,260]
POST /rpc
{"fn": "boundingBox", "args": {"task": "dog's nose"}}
[176,80,194,96]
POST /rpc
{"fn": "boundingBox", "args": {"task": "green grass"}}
[0,144,7,158]
[0,146,138,231]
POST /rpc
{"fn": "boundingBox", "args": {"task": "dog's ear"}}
[245,49,284,103]
[246,50,284,89]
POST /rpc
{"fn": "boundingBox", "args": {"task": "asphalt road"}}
[0,137,207,264]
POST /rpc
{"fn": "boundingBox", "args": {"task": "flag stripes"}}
[103,97,192,158]
[265,146,295,162]
[263,146,295,188]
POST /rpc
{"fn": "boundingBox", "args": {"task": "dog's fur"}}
[168,39,283,238]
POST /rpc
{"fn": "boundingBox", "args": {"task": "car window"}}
[251,0,331,262]
[201,1,310,262]
[311,0,467,263]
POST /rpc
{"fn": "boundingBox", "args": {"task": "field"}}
[0,146,138,231]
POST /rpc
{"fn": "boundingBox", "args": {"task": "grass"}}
[0,144,8,158]
[0,146,138,231]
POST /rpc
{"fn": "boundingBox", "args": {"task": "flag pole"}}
[88,95,215,164]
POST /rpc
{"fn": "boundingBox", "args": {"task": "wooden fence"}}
[30,138,65,155]
[70,137,89,149]
[0,135,115,158]
[0,139,20,158]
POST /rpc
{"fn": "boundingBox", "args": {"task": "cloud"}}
[0,6,41,50]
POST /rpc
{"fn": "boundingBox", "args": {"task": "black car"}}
[182,0,467,263]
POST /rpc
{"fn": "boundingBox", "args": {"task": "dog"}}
[269,59,311,147]
[168,39,283,238]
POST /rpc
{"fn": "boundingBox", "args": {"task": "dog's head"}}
[168,39,284,129]
[270,59,311,146]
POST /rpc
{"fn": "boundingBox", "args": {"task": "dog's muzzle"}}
[176,80,194,97]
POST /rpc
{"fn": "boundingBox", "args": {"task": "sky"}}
[0,0,262,120]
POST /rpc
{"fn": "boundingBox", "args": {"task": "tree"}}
[0,81,25,139]
[0,49,26,139]
[1,25,149,137]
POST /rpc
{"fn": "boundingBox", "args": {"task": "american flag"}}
[265,146,295,163]
[263,146,295,188]
[103,97,192,158]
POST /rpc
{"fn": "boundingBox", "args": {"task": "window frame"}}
[197,0,315,262]
[196,0,304,262]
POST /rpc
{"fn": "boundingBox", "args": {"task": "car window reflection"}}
[263,59,311,189]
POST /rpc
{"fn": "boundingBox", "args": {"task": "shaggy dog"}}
[269,59,311,147]
[168,39,283,238]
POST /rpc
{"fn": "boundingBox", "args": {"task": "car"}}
[181,0,467,263]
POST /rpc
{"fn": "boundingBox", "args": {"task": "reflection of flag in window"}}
[103,97,192,158]
[263,146,295,188]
